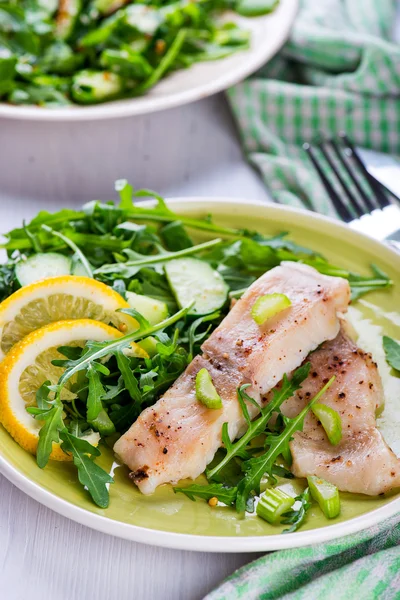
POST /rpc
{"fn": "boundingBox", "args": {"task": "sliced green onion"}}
[312,403,342,445]
[307,475,340,519]
[256,488,295,524]
[195,368,223,409]
[251,293,291,325]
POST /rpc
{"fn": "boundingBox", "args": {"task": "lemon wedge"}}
[0,276,137,360]
[0,319,122,460]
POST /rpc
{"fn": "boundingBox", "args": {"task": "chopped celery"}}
[195,368,222,409]
[312,403,342,445]
[89,408,116,436]
[251,293,291,325]
[307,476,340,519]
[256,488,295,524]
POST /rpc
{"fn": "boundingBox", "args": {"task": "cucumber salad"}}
[0,180,398,534]
[0,0,279,107]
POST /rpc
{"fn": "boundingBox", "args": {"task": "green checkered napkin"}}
[206,514,400,600]
[206,3,400,598]
[228,0,400,218]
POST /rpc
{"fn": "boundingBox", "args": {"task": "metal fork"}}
[303,133,400,251]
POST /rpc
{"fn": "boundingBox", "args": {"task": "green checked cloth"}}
[206,2,400,598]
[205,514,400,600]
[227,0,400,218]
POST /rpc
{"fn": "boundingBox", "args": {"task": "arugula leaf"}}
[57,346,83,361]
[115,351,142,404]
[0,260,17,302]
[187,311,220,361]
[206,363,311,482]
[271,464,295,479]
[115,179,134,211]
[161,221,193,251]
[347,264,392,301]
[383,336,400,372]
[26,381,66,468]
[36,379,53,410]
[235,376,335,513]
[174,483,237,505]
[54,304,192,399]
[36,404,64,468]
[109,402,140,432]
[86,364,105,421]
[59,430,113,508]
[41,224,93,277]
[93,238,222,277]
[281,487,312,533]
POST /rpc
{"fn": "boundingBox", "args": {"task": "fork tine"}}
[317,140,365,219]
[339,133,390,209]
[330,139,378,213]
[303,143,353,222]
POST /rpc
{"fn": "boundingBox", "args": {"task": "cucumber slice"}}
[126,291,169,325]
[165,258,228,316]
[15,253,72,287]
[71,260,90,277]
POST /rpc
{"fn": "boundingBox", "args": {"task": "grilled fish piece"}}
[285,329,400,495]
[114,262,350,494]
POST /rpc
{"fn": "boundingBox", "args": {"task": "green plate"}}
[1,198,399,552]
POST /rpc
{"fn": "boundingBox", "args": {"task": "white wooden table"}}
[0,94,269,600]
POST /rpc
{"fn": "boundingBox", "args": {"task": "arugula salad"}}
[0,0,278,107]
[0,180,397,534]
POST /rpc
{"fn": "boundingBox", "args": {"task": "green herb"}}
[383,336,400,372]
[174,483,237,505]
[0,0,270,108]
[86,365,105,422]
[187,311,220,361]
[235,376,335,513]
[115,351,142,404]
[55,304,192,398]
[347,264,392,301]
[206,363,311,481]
[281,487,312,533]
[41,224,93,277]
[26,381,64,468]
[93,238,222,278]
[59,430,114,508]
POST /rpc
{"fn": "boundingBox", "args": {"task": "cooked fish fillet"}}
[285,328,400,495]
[114,262,350,494]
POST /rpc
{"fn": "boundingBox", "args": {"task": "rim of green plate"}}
[1,197,399,552]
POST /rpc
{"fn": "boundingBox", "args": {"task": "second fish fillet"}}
[114,262,350,494]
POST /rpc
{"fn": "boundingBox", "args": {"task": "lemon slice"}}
[0,275,137,360]
[0,319,123,460]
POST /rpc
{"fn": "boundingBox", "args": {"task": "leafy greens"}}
[0,0,279,108]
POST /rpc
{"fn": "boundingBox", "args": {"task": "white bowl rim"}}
[0,0,299,121]
[0,196,399,552]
